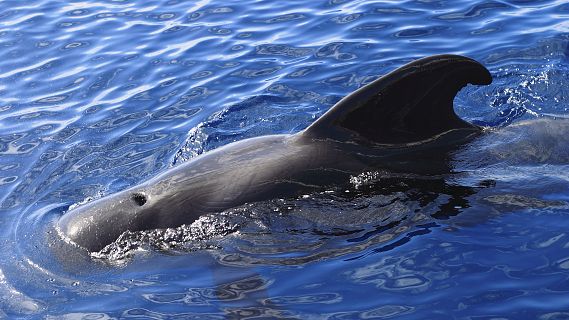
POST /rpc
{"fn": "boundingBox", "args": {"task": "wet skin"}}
[57,54,494,252]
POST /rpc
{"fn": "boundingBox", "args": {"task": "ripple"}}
[35,95,69,104]
[395,26,449,38]
[330,13,362,24]
[264,293,341,305]
[256,13,306,24]
[374,7,419,15]
[148,12,177,21]
[315,42,357,60]
[208,26,232,35]
[46,313,114,320]
[255,44,312,57]
[0,12,44,27]
[327,305,414,319]
[191,70,213,79]
[0,58,59,79]
[142,275,269,305]
[1,0,569,318]
[61,41,90,50]
[0,269,43,315]
[230,66,282,78]
[351,22,389,31]
[435,1,512,20]
[0,177,17,185]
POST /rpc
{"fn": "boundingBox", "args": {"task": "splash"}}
[92,212,247,262]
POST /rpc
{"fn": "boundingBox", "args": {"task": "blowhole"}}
[132,192,147,206]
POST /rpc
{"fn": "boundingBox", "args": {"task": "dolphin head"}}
[57,188,169,252]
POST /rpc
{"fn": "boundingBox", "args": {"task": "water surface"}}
[1,0,569,318]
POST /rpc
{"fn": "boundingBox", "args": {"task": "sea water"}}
[1,0,569,318]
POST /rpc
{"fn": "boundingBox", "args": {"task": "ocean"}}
[1,0,569,318]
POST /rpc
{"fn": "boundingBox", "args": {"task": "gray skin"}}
[58,134,346,252]
[57,54,493,252]
[455,117,569,168]
[57,130,477,252]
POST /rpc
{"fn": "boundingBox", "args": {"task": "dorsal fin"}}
[304,54,492,144]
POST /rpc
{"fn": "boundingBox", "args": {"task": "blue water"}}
[1,0,569,318]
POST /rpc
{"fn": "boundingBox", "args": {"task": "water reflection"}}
[1,0,569,317]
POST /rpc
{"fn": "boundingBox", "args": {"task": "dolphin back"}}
[304,54,492,144]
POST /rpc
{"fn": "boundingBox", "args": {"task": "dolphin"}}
[57,54,493,252]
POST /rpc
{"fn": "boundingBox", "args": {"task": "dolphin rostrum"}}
[57,54,493,252]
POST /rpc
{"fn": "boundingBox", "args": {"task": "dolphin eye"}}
[132,193,147,206]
